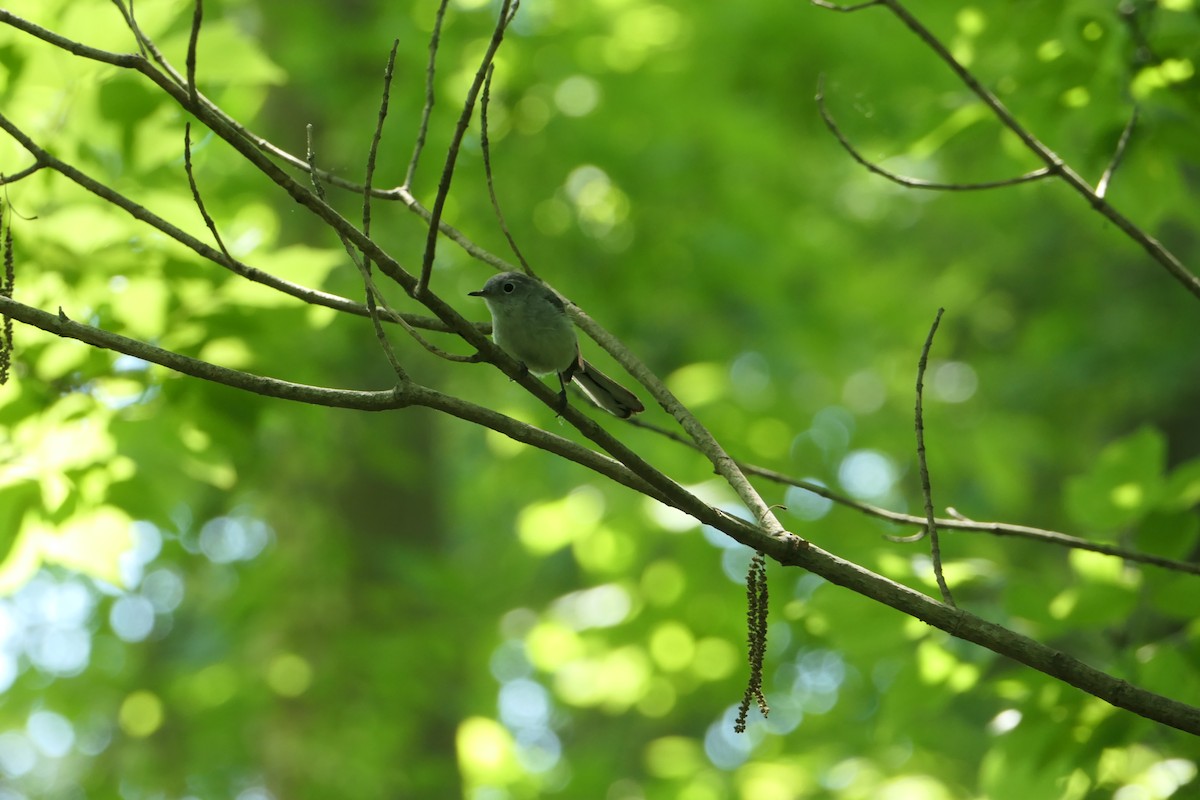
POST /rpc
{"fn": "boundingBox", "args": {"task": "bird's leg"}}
[555,370,571,415]
[557,357,584,415]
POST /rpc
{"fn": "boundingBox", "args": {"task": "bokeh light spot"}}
[118,691,164,738]
[267,653,313,698]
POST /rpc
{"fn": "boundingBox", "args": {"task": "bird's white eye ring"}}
[502,281,515,293]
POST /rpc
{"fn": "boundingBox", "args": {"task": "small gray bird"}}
[469,272,645,418]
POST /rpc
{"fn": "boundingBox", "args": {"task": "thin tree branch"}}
[915,308,954,606]
[816,76,1052,191]
[5,12,516,280]
[110,0,183,86]
[307,124,409,382]
[0,293,668,503]
[186,0,202,105]
[0,107,455,332]
[768,531,1200,735]
[568,303,793,543]
[0,161,48,186]
[363,40,399,250]
[812,0,1200,301]
[183,123,232,263]
[480,64,534,276]
[417,0,518,297]
[1096,108,1138,200]
[2,9,140,67]
[405,0,450,190]
[357,40,410,383]
[629,417,1200,577]
[108,0,148,59]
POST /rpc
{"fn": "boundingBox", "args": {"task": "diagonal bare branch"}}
[812,0,1200,301]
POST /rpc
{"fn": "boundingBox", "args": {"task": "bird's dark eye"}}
[502,281,515,293]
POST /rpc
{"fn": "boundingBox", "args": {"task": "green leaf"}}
[1163,456,1200,511]
[1132,510,1200,561]
[1063,427,1166,534]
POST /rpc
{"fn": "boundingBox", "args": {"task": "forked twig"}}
[416,0,519,297]
[112,0,181,85]
[357,40,409,383]
[0,105,450,330]
[628,418,1200,577]
[108,0,149,60]
[357,42,477,367]
[812,0,1200,301]
[307,123,409,382]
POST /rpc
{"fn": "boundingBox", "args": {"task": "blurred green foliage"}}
[0,0,1198,798]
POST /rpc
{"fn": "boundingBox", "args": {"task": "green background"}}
[1,0,1198,797]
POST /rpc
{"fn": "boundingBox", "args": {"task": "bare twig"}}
[5,9,139,67]
[1,8,513,280]
[186,0,202,104]
[915,308,954,606]
[568,303,794,543]
[356,40,411,382]
[816,76,1051,191]
[405,0,451,190]
[0,161,47,186]
[363,40,400,248]
[183,123,232,263]
[308,121,408,382]
[1096,108,1138,200]
[0,293,672,502]
[108,0,149,59]
[394,185,517,272]
[390,310,483,363]
[111,0,181,85]
[481,65,534,276]
[813,0,1200,301]
[0,107,433,327]
[810,0,884,9]
[417,0,518,297]
[629,417,1200,576]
